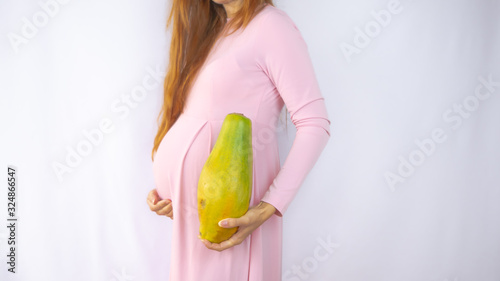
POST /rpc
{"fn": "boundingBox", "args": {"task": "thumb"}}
[150,189,159,204]
[218,217,243,228]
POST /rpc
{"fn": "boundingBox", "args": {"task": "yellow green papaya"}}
[197,112,253,243]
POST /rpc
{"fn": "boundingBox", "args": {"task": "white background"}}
[1,0,499,280]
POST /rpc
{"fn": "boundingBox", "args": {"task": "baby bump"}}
[152,114,211,203]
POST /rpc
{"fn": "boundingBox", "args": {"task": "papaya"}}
[197,112,253,243]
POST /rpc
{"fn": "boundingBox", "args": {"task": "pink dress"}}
[152,4,331,281]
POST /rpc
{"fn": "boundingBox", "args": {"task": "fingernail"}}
[218,220,227,227]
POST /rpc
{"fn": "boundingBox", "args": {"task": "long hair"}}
[152,0,275,161]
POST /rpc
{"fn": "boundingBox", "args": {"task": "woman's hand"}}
[199,201,276,252]
[147,188,173,220]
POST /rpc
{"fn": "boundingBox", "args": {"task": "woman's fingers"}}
[157,203,173,219]
[200,231,245,252]
[148,200,173,219]
[147,189,159,205]
[149,199,170,212]
[166,210,173,220]
[146,189,174,219]
[156,202,173,216]
[147,189,168,209]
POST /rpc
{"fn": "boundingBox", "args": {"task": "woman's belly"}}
[152,113,211,202]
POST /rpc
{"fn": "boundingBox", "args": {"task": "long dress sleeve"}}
[254,10,331,217]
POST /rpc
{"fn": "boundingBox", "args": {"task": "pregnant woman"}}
[146,0,331,280]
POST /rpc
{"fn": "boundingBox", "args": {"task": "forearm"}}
[261,119,330,217]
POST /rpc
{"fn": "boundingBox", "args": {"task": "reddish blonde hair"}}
[152,0,275,161]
